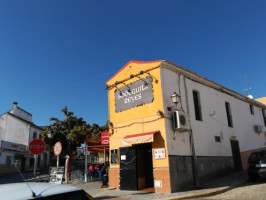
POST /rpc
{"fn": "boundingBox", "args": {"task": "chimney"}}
[13,101,18,111]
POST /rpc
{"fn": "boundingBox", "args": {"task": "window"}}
[214,136,221,143]
[33,132,37,139]
[193,90,202,121]
[225,102,233,127]
[6,156,11,167]
[262,109,266,127]
[250,104,254,115]
[39,134,42,139]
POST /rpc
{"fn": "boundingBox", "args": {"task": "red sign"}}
[29,139,46,155]
[101,132,109,145]
[54,142,62,156]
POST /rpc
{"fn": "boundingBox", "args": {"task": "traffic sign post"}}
[54,142,62,170]
[29,139,46,180]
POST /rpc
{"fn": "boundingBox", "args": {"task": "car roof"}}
[251,150,266,154]
[0,182,82,200]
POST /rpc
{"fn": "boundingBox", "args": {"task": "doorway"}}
[120,146,137,190]
[136,143,154,190]
[230,140,242,171]
[119,143,154,191]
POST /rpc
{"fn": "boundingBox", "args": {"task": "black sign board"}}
[111,149,118,164]
[115,76,154,112]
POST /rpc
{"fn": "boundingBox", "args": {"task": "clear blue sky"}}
[1,0,265,126]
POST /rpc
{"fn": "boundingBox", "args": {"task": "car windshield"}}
[30,190,94,200]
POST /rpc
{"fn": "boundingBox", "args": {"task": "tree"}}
[41,106,103,183]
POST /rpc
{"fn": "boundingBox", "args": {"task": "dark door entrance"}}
[120,146,138,190]
[230,140,242,171]
[136,143,154,190]
[120,143,154,191]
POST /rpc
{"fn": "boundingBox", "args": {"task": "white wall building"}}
[160,61,266,190]
[0,102,48,175]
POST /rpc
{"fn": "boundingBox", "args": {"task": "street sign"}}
[54,142,62,156]
[29,139,46,155]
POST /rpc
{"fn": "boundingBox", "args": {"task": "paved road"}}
[0,172,35,184]
[190,179,266,200]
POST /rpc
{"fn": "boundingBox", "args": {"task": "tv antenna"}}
[242,75,252,96]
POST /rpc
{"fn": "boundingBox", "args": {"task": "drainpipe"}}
[183,76,199,188]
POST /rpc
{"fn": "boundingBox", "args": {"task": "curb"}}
[165,186,230,200]
[24,175,49,182]
[164,179,248,200]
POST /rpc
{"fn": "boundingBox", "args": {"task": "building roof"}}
[15,106,32,116]
[163,60,266,109]
[6,113,43,131]
[106,60,266,110]
[255,97,266,105]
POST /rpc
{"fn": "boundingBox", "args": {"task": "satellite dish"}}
[247,95,253,99]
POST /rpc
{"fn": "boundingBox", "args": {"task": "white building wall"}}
[185,78,266,156]
[29,126,42,142]
[0,115,6,140]
[160,68,192,156]
[161,67,266,157]
[4,114,31,146]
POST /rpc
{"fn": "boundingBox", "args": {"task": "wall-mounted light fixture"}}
[167,92,180,111]
[108,121,114,135]
[114,85,123,96]
[157,110,164,117]
[122,82,131,93]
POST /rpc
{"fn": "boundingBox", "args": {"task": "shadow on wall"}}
[153,132,165,148]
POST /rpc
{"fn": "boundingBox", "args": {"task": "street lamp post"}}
[47,130,52,181]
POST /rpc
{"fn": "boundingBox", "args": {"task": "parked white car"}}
[0,182,94,200]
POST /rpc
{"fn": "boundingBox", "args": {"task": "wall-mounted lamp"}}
[139,71,144,75]
[146,72,158,83]
[130,74,134,79]
[157,110,164,117]
[167,92,180,111]
[122,82,131,93]
[115,87,123,96]
[108,121,114,135]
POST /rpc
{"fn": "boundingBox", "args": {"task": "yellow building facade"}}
[106,60,171,193]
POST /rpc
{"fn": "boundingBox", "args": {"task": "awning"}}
[86,133,109,153]
[122,131,158,145]
[87,141,109,153]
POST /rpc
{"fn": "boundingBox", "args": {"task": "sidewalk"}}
[71,170,249,200]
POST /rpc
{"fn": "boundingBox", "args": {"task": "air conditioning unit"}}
[172,111,190,131]
[254,125,263,134]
